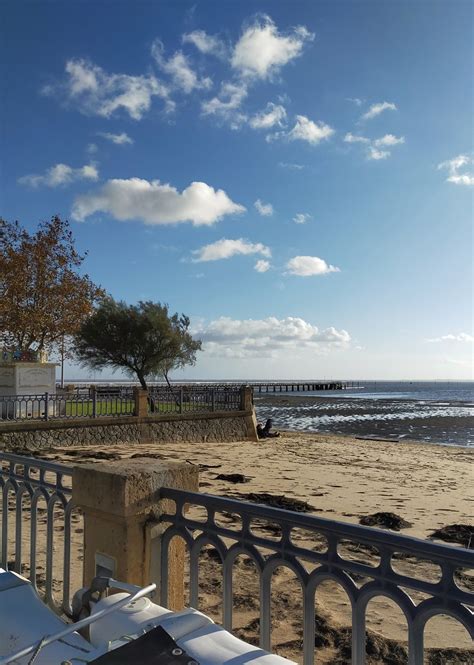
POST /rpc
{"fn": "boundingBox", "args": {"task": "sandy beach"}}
[30,431,473,663]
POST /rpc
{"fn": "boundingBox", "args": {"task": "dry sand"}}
[31,431,473,664]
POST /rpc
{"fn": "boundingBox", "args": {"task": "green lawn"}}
[65,400,135,416]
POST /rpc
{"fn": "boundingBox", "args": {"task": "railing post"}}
[134,387,148,417]
[211,388,215,412]
[179,387,183,414]
[44,392,49,421]
[91,385,97,418]
[73,459,199,610]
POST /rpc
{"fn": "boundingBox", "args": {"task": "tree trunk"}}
[136,371,154,412]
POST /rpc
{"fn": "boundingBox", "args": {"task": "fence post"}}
[179,387,183,414]
[44,392,49,421]
[211,389,215,412]
[91,386,97,418]
[134,387,149,417]
[72,459,199,609]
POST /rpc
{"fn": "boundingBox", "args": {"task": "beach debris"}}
[429,524,474,549]
[130,452,164,459]
[241,492,315,512]
[215,473,249,483]
[186,460,222,470]
[359,512,412,531]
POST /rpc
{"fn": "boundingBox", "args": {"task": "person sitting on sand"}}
[257,418,280,439]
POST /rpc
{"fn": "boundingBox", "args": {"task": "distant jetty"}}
[245,381,358,393]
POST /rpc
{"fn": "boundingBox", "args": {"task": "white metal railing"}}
[159,488,474,665]
[0,452,79,615]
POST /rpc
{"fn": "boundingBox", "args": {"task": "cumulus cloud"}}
[367,146,390,160]
[182,30,226,58]
[44,58,172,120]
[201,81,248,127]
[249,102,286,129]
[292,213,311,224]
[192,238,271,262]
[231,15,314,80]
[426,333,474,343]
[72,178,245,225]
[286,255,340,276]
[151,40,212,93]
[438,155,474,186]
[344,132,370,144]
[19,163,99,188]
[361,101,397,121]
[288,115,334,145]
[373,134,405,147]
[254,259,271,272]
[254,199,274,216]
[193,316,350,359]
[345,132,405,161]
[98,131,133,145]
[269,115,334,146]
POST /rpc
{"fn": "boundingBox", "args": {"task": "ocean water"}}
[254,381,474,447]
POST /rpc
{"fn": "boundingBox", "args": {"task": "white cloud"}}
[98,131,134,145]
[201,81,248,127]
[151,40,212,93]
[288,115,334,145]
[249,103,286,129]
[254,199,274,216]
[286,255,340,276]
[278,162,304,170]
[361,101,397,121]
[345,132,405,161]
[86,143,98,155]
[344,132,370,144]
[231,15,314,80]
[254,259,271,272]
[192,238,271,262]
[46,58,172,120]
[182,30,226,58]
[193,316,350,359]
[367,146,390,160]
[426,333,474,343]
[72,178,245,225]
[438,155,474,186]
[19,162,99,188]
[373,134,405,147]
[346,97,363,106]
[293,213,311,224]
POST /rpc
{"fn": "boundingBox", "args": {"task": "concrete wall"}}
[0,409,258,451]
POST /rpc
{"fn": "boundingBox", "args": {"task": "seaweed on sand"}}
[359,512,412,531]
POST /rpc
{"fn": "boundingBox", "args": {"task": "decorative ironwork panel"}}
[0,452,80,615]
[158,488,474,665]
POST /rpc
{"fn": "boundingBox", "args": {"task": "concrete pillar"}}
[73,459,199,609]
[134,387,148,417]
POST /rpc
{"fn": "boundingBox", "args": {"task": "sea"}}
[253,381,474,447]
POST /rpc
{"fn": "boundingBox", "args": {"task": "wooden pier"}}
[246,381,358,394]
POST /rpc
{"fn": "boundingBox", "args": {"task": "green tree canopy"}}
[0,216,104,354]
[74,299,202,389]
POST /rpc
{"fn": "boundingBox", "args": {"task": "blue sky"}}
[1,0,473,380]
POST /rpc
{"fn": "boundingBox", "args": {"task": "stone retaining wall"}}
[0,410,257,451]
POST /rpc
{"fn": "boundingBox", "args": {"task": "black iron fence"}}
[0,385,245,422]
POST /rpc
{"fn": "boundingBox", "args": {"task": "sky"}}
[1,0,473,381]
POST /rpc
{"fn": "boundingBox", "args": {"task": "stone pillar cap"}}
[73,459,198,518]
